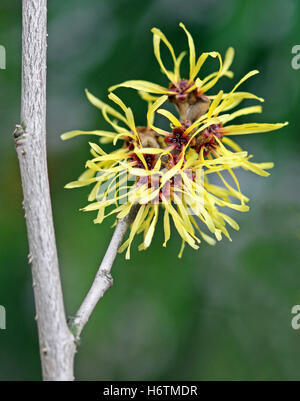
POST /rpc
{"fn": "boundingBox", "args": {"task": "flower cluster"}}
[62,23,288,259]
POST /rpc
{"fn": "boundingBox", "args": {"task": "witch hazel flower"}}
[62,23,288,258]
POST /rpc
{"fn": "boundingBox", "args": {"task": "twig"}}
[15,0,75,381]
[72,206,139,338]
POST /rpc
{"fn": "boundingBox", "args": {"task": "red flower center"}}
[165,124,190,152]
[201,123,223,156]
[168,79,192,101]
[132,153,156,170]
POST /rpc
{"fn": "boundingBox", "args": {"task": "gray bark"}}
[15,0,75,381]
[15,0,135,381]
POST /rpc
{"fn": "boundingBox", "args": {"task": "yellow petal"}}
[178,240,185,258]
[108,92,127,114]
[85,89,127,124]
[147,95,169,135]
[211,91,264,114]
[109,80,170,94]
[190,52,219,83]
[225,70,260,98]
[144,204,159,248]
[242,160,274,176]
[222,105,262,124]
[222,137,243,152]
[157,109,182,127]
[199,52,223,93]
[61,130,118,140]
[163,208,171,247]
[124,205,146,259]
[138,91,159,102]
[222,122,288,135]
[134,147,167,155]
[175,51,186,81]
[161,156,184,186]
[162,198,199,249]
[64,178,97,188]
[207,90,223,119]
[222,47,235,76]
[179,23,196,82]
[101,107,131,134]
[88,142,107,155]
[151,27,177,83]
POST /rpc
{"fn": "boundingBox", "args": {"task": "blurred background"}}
[0,0,299,380]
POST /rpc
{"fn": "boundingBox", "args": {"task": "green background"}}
[0,0,299,380]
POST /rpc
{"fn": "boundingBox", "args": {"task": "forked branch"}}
[72,206,139,338]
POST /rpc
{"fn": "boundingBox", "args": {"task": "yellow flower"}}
[109,23,234,106]
[62,25,289,259]
[62,91,228,258]
[62,88,287,258]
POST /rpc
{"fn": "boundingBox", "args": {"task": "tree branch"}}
[15,0,75,381]
[72,206,139,338]
[17,0,138,380]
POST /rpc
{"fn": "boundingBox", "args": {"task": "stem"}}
[15,0,75,380]
[72,206,139,338]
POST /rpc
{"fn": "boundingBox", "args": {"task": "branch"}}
[72,206,139,338]
[15,0,75,380]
